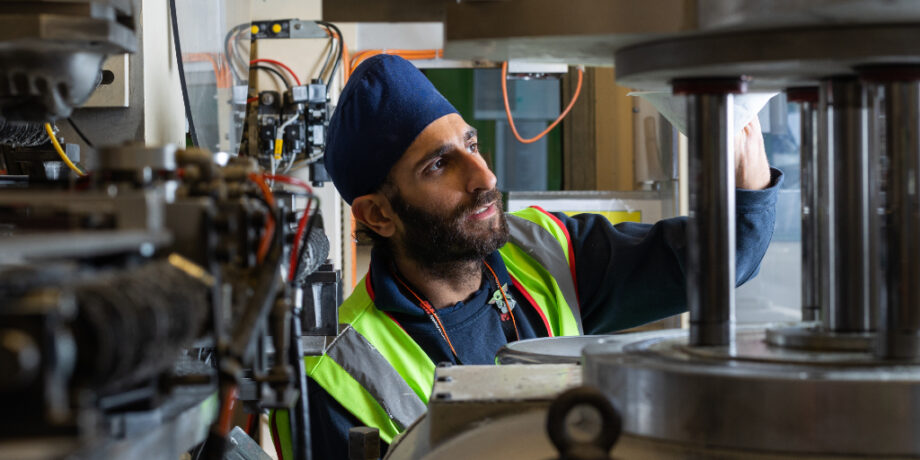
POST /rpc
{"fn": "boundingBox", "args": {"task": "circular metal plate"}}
[765,324,875,352]
[583,328,920,456]
[495,335,610,364]
[614,24,920,90]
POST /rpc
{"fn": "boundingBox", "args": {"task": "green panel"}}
[424,69,497,170]
[546,122,562,191]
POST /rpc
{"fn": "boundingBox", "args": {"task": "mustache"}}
[457,188,502,217]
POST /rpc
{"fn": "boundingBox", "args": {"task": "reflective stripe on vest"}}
[502,207,583,335]
[276,207,581,449]
[325,325,427,429]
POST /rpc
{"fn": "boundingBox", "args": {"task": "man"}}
[274,55,780,459]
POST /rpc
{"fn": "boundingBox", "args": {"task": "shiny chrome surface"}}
[685,93,735,346]
[819,78,874,333]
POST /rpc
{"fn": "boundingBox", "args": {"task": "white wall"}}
[142,0,185,146]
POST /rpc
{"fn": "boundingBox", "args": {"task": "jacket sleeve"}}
[558,168,783,334]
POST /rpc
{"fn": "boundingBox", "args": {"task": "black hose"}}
[316,21,343,89]
[250,65,291,89]
[168,0,199,147]
[67,118,94,148]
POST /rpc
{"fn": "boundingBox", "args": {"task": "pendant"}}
[488,283,517,317]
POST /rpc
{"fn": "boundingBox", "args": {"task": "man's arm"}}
[561,119,781,334]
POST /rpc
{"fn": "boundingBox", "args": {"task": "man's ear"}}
[352,194,397,238]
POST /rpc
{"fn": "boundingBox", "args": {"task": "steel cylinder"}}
[818,78,874,332]
[794,91,821,322]
[681,89,736,347]
[871,71,920,359]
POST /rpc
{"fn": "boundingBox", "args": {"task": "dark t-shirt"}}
[307,169,783,459]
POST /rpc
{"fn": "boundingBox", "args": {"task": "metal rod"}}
[798,96,820,322]
[877,75,920,359]
[685,92,736,346]
[818,77,874,332]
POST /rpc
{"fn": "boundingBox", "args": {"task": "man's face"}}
[383,113,509,268]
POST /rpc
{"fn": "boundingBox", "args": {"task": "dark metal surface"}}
[582,329,920,456]
[0,0,137,120]
[874,71,920,359]
[614,24,920,91]
[684,91,736,346]
[443,0,690,66]
[765,324,873,352]
[819,78,874,333]
[797,96,821,322]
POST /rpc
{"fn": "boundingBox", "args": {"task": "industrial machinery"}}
[380,1,920,459]
[0,2,341,460]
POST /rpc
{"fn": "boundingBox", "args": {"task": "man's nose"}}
[464,153,497,193]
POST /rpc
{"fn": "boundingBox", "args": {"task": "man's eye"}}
[427,158,446,172]
[468,143,479,153]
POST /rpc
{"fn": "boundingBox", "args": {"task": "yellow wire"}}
[44,123,85,176]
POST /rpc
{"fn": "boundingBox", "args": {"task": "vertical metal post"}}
[788,88,821,322]
[818,77,874,332]
[675,78,743,347]
[864,67,920,359]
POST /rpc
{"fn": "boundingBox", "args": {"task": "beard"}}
[387,187,510,278]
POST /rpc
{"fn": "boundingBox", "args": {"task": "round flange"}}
[765,324,875,352]
[614,24,920,90]
[583,328,920,456]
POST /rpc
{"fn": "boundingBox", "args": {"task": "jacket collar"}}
[367,246,512,317]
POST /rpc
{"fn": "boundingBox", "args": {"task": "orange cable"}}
[217,385,239,436]
[501,62,584,144]
[249,173,276,263]
[392,273,460,358]
[183,52,232,88]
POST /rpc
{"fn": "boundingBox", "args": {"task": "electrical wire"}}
[66,117,94,148]
[274,114,300,163]
[316,21,344,89]
[217,385,239,437]
[249,173,276,263]
[317,35,336,83]
[501,62,584,144]
[250,65,291,89]
[223,23,249,83]
[250,59,301,86]
[44,123,85,176]
[169,0,200,146]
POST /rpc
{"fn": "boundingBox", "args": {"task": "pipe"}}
[787,87,820,322]
[818,77,874,333]
[674,78,743,347]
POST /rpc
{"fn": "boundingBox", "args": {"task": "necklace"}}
[390,260,519,363]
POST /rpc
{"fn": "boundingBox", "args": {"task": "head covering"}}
[324,54,459,204]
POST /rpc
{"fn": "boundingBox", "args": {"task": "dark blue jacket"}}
[306,169,783,458]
